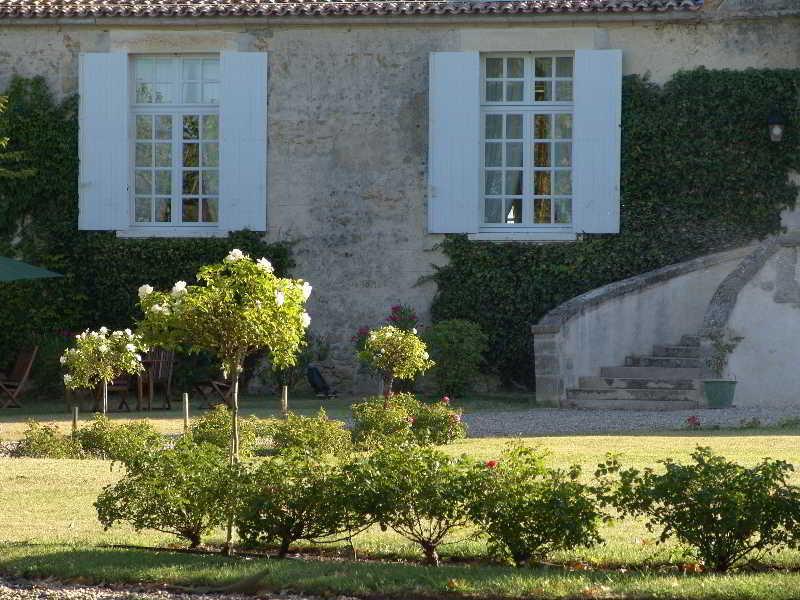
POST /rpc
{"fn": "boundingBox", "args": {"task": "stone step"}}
[566,387,699,403]
[562,397,699,411]
[600,366,703,379]
[579,376,698,390]
[652,345,701,358]
[680,335,701,347]
[625,356,703,369]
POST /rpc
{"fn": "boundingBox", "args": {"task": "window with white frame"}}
[481,54,574,229]
[132,55,220,226]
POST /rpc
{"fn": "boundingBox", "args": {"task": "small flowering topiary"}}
[60,328,147,414]
[357,325,434,394]
[386,304,419,332]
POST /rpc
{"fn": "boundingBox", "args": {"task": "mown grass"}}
[3,431,800,598]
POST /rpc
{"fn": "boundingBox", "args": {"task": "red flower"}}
[441,396,450,405]
[485,460,498,469]
[407,416,416,425]
[686,416,701,429]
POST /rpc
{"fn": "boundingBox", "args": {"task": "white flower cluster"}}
[225,248,246,262]
[138,284,154,299]
[257,257,274,273]
[172,280,187,296]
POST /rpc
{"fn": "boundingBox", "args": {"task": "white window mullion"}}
[171,112,181,225]
[522,109,532,225]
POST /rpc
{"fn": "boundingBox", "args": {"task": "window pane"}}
[203,59,220,81]
[202,171,219,195]
[183,83,201,104]
[155,116,172,140]
[505,114,523,139]
[152,84,172,104]
[534,57,552,77]
[556,81,573,102]
[155,59,173,82]
[555,114,573,139]
[505,199,522,224]
[135,171,152,195]
[485,115,502,139]
[507,58,523,78]
[505,171,522,196]
[183,116,199,140]
[534,81,552,102]
[134,197,151,223]
[134,58,153,82]
[556,56,573,78]
[554,142,571,166]
[155,143,172,167]
[486,58,503,78]
[554,170,572,195]
[485,171,502,195]
[202,115,219,140]
[135,115,152,140]
[183,59,202,81]
[534,198,552,224]
[202,197,219,223]
[485,143,502,167]
[484,198,502,223]
[534,171,551,195]
[135,144,152,168]
[183,143,199,167]
[486,82,503,102]
[155,198,172,223]
[155,170,171,195]
[534,143,550,167]
[136,84,153,103]
[203,83,220,104]
[554,198,572,224]
[202,143,219,167]
[182,198,199,222]
[182,171,199,194]
[506,142,522,168]
[506,82,523,102]
[534,114,551,139]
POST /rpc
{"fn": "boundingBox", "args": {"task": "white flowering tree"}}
[358,325,434,396]
[137,249,311,459]
[61,328,148,414]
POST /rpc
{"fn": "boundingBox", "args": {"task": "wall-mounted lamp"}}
[768,108,786,143]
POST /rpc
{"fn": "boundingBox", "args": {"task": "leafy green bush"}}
[348,445,477,565]
[357,326,434,392]
[424,319,488,398]
[11,420,82,459]
[236,453,368,556]
[75,414,164,465]
[599,447,800,572]
[95,439,240,548]
[190,404,270,457]
[470,446,602,566]
[268,409,352,457]
[351,394,466,449]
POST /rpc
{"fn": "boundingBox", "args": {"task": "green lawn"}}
[3,431,800,598]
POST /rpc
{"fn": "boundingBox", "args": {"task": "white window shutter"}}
[428,52,480,234]
[78,52,130,231]
[572,49,622,234]
[219,51,268,232]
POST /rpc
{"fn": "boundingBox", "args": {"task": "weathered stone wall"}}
[0,8,797,391]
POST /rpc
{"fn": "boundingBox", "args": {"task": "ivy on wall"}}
[432,69,800,387]
[0,76,292,367]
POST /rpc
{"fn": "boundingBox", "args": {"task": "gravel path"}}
[0,577,339,600]
[463,405,800,437]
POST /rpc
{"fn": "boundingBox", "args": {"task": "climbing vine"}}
[432,69,800,386]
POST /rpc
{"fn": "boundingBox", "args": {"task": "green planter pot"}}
[703,379,737,408]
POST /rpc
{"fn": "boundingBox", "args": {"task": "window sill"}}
[469,230,577,242]
[116,227,229,239]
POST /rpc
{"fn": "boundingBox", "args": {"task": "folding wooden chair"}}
[137,348,175,410]
[193,377,234,408]
[94,375,133,412]
[0,346,38,408]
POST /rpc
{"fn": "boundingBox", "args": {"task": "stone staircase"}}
[564,335,703,410]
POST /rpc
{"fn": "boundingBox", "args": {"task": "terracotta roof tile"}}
[0,0,703,19]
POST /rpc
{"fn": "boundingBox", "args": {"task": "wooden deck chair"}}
[0,346,38,408]
[193,377,234,408]
[137,348,175,410]
[94,375,133,412]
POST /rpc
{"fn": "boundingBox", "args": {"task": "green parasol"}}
[0,256,62,282]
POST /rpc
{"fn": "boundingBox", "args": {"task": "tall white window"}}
[481,54,574,228]
[132,55,220,226]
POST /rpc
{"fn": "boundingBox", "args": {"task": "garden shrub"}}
[11,420,81,459]
[75,414,164,466]
[599,447,800,572]
[268,409,352,457]
[189,404,271,457]
[357,326,434,393]
[424,319,488,398]
[470,446,602,566]
[236,452,368,556]
[95,439,240,548]
[351,393,466,449]
[348,445,477,565]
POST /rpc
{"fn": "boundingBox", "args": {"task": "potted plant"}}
[702,330,742,408]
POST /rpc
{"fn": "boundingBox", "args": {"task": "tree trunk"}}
[278,536,291,558]
[422,543,440,566]
[224,359,243,556]
[281,385,288,415]
[188,531,202,549]
[102,380,108,415]
[383,374,394,398]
